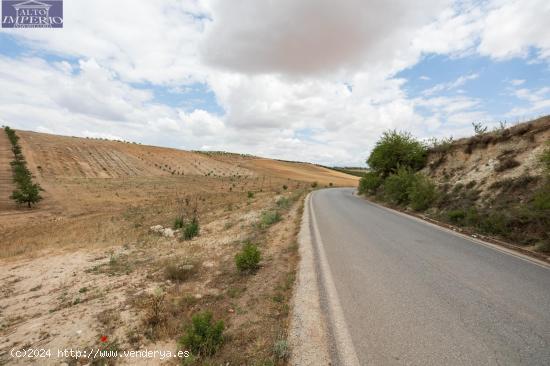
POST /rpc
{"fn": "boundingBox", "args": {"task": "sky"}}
[0,0,549,166]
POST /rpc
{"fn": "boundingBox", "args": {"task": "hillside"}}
[0,130,356,220]
[0,128,357,365]
[423,116,550,198]
[422,116,550,250]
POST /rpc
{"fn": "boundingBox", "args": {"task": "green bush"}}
[260,210,281,228]
[282,184,288,190]
[383,167,416,205]
[311,181,318,188]
[273,339,290,360]
[182,217,200,240]
[276,197,290,209]
[407,174,437,211]
[5,126,43,208]
[478,213,509,235]
[173,216,184,229]
[247,191,254,199]
[367,130,427,176]
[358,171,382,195]
[235,242,261,272]
[532,183,550,211]
[447,209,466,224]
[180,311,224,356]
[11,181,42,208]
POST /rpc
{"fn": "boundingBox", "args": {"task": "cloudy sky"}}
[1,0,549,166]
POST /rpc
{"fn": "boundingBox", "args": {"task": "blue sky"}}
[1,0,549,166]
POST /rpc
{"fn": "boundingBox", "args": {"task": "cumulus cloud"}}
[1,0,549,166]
[2,0,209,84]
[202,0,449,76]
[478,0,550,61]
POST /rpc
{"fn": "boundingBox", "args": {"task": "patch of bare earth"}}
[0,186,305,365]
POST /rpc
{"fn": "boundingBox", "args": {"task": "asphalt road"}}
[311,188,550,365]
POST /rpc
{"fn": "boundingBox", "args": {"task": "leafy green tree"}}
[11,181,43,208]
[408,174,438,211]
[180,311,224,356]
[358,172,383,195]
[383,166,417,205]
[367,130,427,177]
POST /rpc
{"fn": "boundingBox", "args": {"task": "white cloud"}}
[478,0,550,61]
[1,0,549,166]
[202,0,449,76]
[507,86,550,116]
[422,73,479,96]
[2,0,210,85]
[510,79,525,86]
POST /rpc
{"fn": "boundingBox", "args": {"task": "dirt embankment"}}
[421,116,550,251]
[423,116,550,196]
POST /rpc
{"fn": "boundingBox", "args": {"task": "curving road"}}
[310,188,550,366]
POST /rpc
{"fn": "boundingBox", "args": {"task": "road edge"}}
[289,193,332,365]
[289,192,361,366]
[357,192,550,270]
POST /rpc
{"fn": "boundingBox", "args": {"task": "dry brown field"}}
[0,130,357,365]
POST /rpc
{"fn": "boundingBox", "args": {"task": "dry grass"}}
[0,130,350,365]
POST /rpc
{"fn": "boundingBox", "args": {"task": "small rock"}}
[150,225,163,233]
[194,294,202,299]
[162,228,175,237]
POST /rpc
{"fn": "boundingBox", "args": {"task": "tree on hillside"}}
[366,130,427,177]
[11,181,43,208]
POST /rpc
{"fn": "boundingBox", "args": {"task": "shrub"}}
[235,242,261,272]
[173,216,184,229]
[273,339,290,360]
[494,158,521,172]
[472,121,488,136]
[11,181,43,208]
[165,262,197,282]
[329,182,333,187]
[358,171,383,195]
[260,210,281,228]
[383,167,416,205]
[478,213,509,235]
[282,184,288,190]
[447,209,466,224]
[182,217,199,240]
[276,197,290,209]
[180,311,224,356]
[408,174,437,211]
[532,183,550,211]
[311,181,318,188]
[367,130,427,177]
[5,126,43,208]
[247,191,254,199]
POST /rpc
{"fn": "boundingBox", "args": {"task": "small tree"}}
[11,181,43,208]
[182,217,200,240]
[358,172,382,195]
[180,311,224,356]
[383,166,416,205]
[235,242,261,272]
[408,174,437,211]
[472,122,488,136]
[367,130,427,177]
